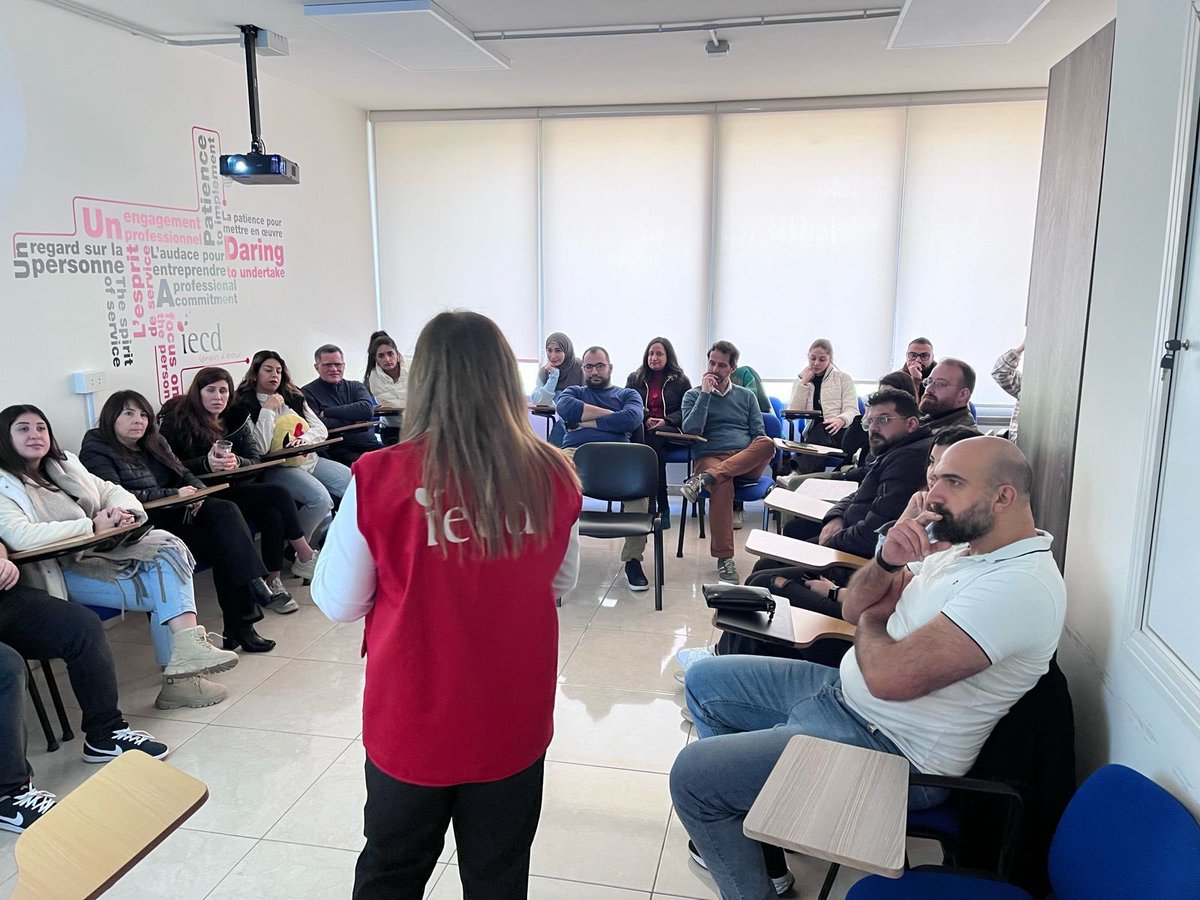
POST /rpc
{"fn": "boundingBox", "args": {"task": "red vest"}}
[353,441,581,786]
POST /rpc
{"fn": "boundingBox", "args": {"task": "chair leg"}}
[676,498,688,558]
[653,529,664,611]
[41,661,74,742]
[817,862,840,900]
[25,662,58,753]
[698,498,706,540]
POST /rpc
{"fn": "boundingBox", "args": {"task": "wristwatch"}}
[874,547,906,573]
[828,585,841,603]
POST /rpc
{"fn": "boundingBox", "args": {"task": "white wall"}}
[1064,0,1200,810]
[0,0,376,450]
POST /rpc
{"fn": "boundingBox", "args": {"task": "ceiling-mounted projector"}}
[221,152,300,184]
[220,24,300,185]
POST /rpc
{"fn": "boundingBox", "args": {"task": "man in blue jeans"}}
[670,437,1066,898]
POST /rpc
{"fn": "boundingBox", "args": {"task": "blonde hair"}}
[403,311,579,558]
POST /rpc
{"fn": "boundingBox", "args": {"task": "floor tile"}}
[549,685,689,773]
[430,865,651,898]
[211,659,364,738]
[116,652,290,725]
[530,761,671,891]
[101,828,257,899]
[294,621,366,666]
[559,629,690,693]
[165,725,350,838]
[206,839,359,899]
[591,588,715,637]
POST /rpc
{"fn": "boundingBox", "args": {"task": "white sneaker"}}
[732,509,745,530]
[291,551,318,581]
[675,645,715,671]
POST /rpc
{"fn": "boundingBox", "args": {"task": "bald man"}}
[670,438,1066,898]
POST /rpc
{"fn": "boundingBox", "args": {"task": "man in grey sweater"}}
[680,341,776,584]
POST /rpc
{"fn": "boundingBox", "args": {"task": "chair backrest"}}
[768,396,785,419]
[761,412,782,440]
[573,442,658,503]
[1049,764,1200,899]
[969,400,978,422]
[14,751,208,899]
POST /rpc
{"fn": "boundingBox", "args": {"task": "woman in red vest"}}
[312,311,582,900]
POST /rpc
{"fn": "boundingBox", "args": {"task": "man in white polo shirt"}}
[670,437,1065,898]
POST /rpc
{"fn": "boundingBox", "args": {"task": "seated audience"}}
[786,338,858,475]
[160,367,319,593]
[234,350,351,541]
[0,549,168,786]
[679,341,777,585]
[670,437,1066,898]
[894,336,937,399]
[364,331,407,445]
[992,338,1024,441]
[556,347,651,592]
[302,344,383,466]
[625,336,692,530]
[919,357,980,432]
[0,405,238,710]
[820,370,917,483]
[531,332,584,448]
[312,311,581,899]
[80,390,279,653]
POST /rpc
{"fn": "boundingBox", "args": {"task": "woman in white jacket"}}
[233,350,351,542]
[788,339,858,444]
[364,331,407,445]
[0,405,238,709]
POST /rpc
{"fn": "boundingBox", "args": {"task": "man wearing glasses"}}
[740,388,933,620]
[303,344,382,466]
[918,358,980,434]
[895,337,937,398]
[555,347,653,592]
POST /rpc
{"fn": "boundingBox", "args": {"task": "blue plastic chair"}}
[846,764,1200,900]
[675,413,782,557]
[969,400,978,422]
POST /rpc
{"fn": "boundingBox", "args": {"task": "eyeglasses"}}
[906,351,933,361]
[582,363,608,372]
[319,362,345,369]
[921,377,956,390]
[862,414,900,430]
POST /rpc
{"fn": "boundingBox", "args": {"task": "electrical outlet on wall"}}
[71,370,106,394]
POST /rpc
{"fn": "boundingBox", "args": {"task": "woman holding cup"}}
[159,367,319,613]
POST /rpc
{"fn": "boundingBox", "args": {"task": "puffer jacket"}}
[0,452,145,599]
[78,430,202,502]
[821,426,933,558]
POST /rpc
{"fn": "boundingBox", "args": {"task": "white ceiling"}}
[56,0,1116,111]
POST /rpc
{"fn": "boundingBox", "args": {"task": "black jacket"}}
[78,430,202,501]
[159,408,262,475]
[625,370,692,430]
[822,426,933,558]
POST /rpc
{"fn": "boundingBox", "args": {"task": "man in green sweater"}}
[680,341,776,584]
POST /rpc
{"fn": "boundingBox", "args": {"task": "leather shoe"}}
[222,624,276,653]
[247,577,275,607]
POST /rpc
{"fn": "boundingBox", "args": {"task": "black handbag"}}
[702,583,776,619]
[89,519,154,553]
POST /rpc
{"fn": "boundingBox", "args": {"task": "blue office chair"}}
[769,395,786,420]
[846,764,1200,900]
[969,400,978,422]
[675,413,782,557]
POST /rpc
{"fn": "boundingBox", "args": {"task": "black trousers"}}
[0,587,126,792]
[354,754,545,900]
[152,497,265,630]
[220,483,304,572]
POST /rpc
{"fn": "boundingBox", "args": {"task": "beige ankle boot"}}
[156,675,228,709]
[164,625,239,677]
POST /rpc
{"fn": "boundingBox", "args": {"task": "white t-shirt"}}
[840,531,1065,776]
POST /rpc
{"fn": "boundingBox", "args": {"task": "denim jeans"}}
[263,459,348,541]
[63,562,197,666]
[670,655,945,900]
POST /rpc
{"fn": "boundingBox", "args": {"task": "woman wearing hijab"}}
[530,332,584,448]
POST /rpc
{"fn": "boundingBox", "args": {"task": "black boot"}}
[247,577,275,609]
[222,622,276,653]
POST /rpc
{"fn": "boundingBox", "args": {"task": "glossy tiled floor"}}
[1,499,935,898]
